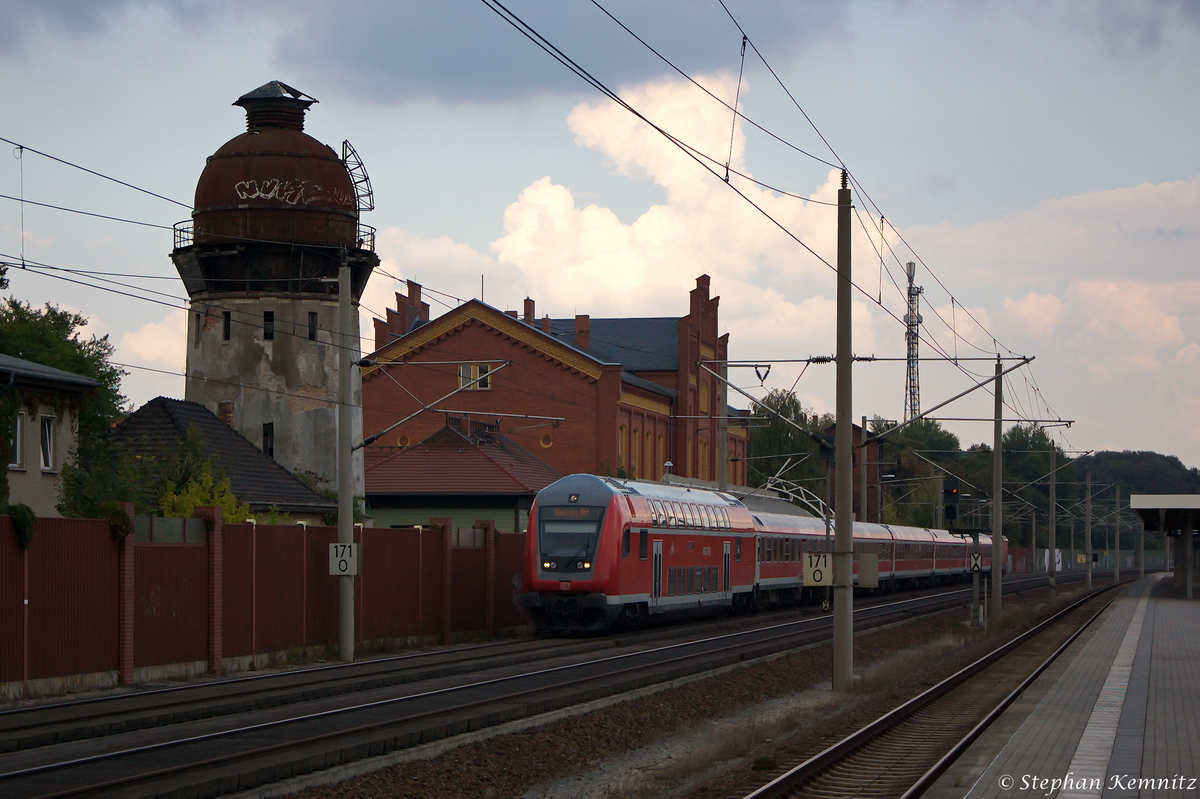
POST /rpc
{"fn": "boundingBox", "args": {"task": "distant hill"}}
[1074,451,1200,496]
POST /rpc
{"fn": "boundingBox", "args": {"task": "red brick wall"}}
[362,319,607,475]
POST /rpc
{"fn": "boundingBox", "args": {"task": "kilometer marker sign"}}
[805,552,832,586]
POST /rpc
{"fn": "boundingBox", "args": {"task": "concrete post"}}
[1114,485,1121,584]
[1187,511,1194,600]
[1048,449,1056,594]
[484,521,496,637]
[1085,471,1093,591]
[990,358,1003,622]
[337,253,355,662]
[833,170,854,692]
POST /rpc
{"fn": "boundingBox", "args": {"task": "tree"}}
[745,389,826,496]
[159,462,251,521]
[874,417,962,528]
[0,298,127,506]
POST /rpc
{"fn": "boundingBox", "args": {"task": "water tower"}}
[171,81,378,492]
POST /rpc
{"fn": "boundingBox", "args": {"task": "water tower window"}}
[308,312,318,341]
[263,311,275,341]
[262,422,275,458]
[222,311,231,341]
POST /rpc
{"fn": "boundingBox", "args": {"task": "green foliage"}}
[746,389,826,494]
[98,501,133,540]
[1075,450,1200,496]
[4,502,36,549]
[0,298,127,440]
[159,462,251,521]
[0,297,128,507]
[294,469,363,526]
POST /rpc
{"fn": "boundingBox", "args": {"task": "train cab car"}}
[518,474,754,632]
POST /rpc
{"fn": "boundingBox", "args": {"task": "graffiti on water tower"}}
[234,178,325,206]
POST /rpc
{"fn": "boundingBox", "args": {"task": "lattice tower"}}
[904,261,923,422]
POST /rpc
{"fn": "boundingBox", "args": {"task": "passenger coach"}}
[518,474,1003,633]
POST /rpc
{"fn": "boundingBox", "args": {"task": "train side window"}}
[639,529,648,560]
[671,502,683,528]
[701,566,709,593]
[704,506,715,529]
[668,567,676,596]
[784,537,792,561]
[735,537,742,561]
[622,528,630,558]
[686,567,695,594]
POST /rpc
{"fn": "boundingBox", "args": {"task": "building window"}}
[40,416,55,471]
[458,363,491,390]
[193,312,204,347]
[222,311,231,341]
[308,311,318,341]
[9,411,24,468]
[263,311,275,341]
[262,422,275,458]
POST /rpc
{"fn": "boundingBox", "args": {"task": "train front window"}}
[538,506,605,561]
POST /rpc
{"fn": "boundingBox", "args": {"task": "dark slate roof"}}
[366,425,561,496]
[111,397,335,514]
[546,318,679,372]
[0,353,101,392]
[621,371,677,399]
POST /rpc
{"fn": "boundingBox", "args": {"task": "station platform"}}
[928,573,1200,798]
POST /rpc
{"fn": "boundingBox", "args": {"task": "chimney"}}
[505,310,518,318]
[574,314,590,351]
[218,401,235,427]
[523,297,535,324]
[541,314,551,334]
[407,280,423,311]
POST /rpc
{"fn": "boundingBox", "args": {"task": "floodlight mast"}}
[904,261,923,422]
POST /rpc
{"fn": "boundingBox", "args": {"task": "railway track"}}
[735,579,1127,799]
[0,572,1094,798]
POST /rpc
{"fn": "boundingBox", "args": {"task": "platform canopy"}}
[1129,494,1200,531]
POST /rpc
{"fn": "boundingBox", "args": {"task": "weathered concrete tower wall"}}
[171,81,378,494]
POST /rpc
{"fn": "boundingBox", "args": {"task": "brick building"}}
[362,275,748,485]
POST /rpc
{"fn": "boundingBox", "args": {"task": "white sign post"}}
[329,543,359,576]
[805,552,832,587]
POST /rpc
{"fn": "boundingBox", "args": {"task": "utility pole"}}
[861,415,868,523]
[1048,448,1057,595]
[337,249,355,662]
[990,357,1003,623]
[1085,470,1093,591]
[1114,485,1121,583]
[833,169,854,692]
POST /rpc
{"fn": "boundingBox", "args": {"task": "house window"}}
[308,311,318,341]
[193,312,204,347]
[263,311,275,341]
[40,416,55,471]
[262,422,275,458]
[222,311,231,341]
[9,411,24,468]
[458,363,491,390]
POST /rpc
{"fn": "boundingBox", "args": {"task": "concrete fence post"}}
[117,501,136,686]
[194,506,224,674]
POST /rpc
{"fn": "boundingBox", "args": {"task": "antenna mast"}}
[904,261,923,421]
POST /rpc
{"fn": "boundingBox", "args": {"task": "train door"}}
[723,542,731,595]
[651,539,663,607]
[754,535,761,584]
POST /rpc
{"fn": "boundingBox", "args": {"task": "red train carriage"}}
[518,474,1005,633]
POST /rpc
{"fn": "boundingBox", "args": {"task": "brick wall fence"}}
[0,510,529,700]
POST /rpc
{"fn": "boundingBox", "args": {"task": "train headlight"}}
[584,562,591,569]
[576,561,584,570]
[543,561,551,569]
[550,561,557,569]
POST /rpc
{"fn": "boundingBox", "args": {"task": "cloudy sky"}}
[2,0,1199,465]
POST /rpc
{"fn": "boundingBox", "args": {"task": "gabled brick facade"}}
[361,275,748,485]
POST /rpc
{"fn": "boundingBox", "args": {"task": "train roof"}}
[537,474,747,508]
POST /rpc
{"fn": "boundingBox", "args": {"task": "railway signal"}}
[943,478,961,522]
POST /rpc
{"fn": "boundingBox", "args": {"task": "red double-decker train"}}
[518,474,1004,633]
